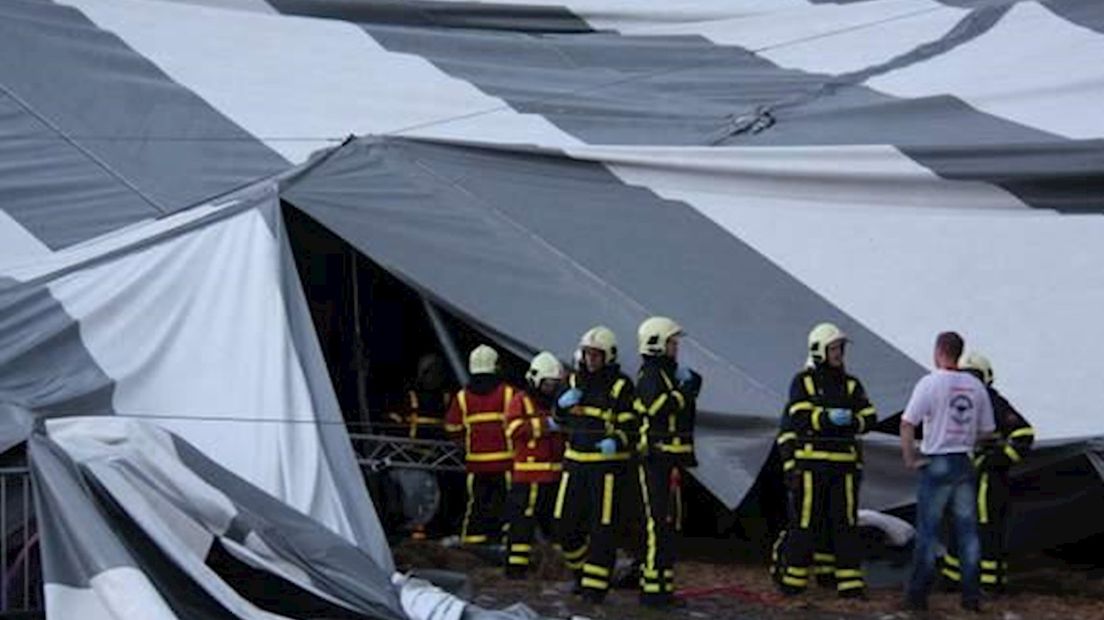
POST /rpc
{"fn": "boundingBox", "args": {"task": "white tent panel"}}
[0,210,51,271]
[63,0,580,163]
[868,1,1104,140]
[590,145,1104,441]
[37,193,358,543]
[45,568,179,620]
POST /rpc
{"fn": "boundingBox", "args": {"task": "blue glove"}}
[675,366,693,385]
[558,388,583,409]
[545,416,560,432]
[827,408,853,427]
[597,438,618,456]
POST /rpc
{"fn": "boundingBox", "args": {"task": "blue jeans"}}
[907,453,981,604]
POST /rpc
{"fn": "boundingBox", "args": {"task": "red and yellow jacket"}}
[445,375,515,474]
[506,390,564,484]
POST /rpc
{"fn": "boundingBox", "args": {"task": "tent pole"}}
[422,296,469,386]
[349,248,371,430]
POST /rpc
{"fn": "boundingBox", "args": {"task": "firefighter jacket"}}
[635,355,700,467]
[389,389,451,440]
[445,374,515,473]
[974,387,1034,471]
[779,364,877,472]
[505,389,565,484]
[553,365,636,463]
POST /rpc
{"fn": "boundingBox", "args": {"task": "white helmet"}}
[638,316,683,356]
[468,344,499,375]
[807,322,848,366]
[526,352,563,389]
[960,351,993,386]
[579,326,618,363]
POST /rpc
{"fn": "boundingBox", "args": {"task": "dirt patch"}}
[395,541,1104,620]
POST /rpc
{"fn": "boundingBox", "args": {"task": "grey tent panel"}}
[29,433,134,587]
[0,278,115,416]
[0,0,286,249]
[282,136,927,506]
[0,91,158,249]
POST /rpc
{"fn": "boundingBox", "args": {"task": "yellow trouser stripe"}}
[845,473,856,526]
[981,574,999,585]
[581,577,608,590]
[837,580,865,591]
[814,553,836,562]
[835,569,863,579]
[525,481,539,518]
[981,559,999,570]
[782,575,807,587]
[601,473,614,525]
[642,583,663,593]
[638,465,658,571]
[553,472,570,519]
[583,564,610,577]
[508,557,529,565]
[786,567,808,577]
[978,472,990,524]
[942,568,962,581]
[463,535,488,544]
[944,554,960,567]
[461,473,475,541]
[800,471,813,528]
[562,544,588,561]
[511,543,533,552]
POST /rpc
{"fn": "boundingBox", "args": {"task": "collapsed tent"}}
[2,0,1104,613]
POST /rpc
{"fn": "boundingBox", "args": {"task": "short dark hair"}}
[935,331,964,361]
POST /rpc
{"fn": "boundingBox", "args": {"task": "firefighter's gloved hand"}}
[597,438,618,456]
[827,408,853,426]
[558,388,583,409]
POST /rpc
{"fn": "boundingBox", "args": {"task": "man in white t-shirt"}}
[900,332,995,613]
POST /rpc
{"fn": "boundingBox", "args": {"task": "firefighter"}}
[553,326,637,604]
[940,352,1034,594]
[774,323,877,598]
[633,317,701,607]
[445,345,515,546]
[390,354,451,441]
[503,352,566,578]
[384,354,454,540]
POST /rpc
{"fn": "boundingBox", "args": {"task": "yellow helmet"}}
[579,326,618,363]
[960,351,993,386]
[468,344,499,375]
[526,351,564,389]
[638,316,683,356]
[807,322,848,366]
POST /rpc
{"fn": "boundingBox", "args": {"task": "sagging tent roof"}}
[0,0,1102,573]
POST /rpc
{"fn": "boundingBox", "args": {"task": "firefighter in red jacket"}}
[445,345,515,546]
[503,351,566,578]
[940,352,1035,593]
[553,326,637,603]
